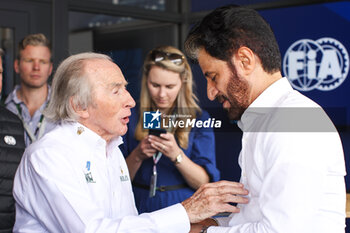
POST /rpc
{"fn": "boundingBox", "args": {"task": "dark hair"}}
[185,5,281,74]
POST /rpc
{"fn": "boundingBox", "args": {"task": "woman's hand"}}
[148,133,181,162]
[135,136,157,162]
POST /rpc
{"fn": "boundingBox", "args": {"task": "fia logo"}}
[283,37,349,91]
[143,109,161,129]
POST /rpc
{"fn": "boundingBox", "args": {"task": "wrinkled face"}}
[147,66,182,111]
[83,59,135,142]
[197,49,250,120]
[15,45,52,89]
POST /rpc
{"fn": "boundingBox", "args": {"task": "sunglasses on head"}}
[151,50,185,66]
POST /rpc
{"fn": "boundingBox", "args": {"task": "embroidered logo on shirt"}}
[84,161,96,183]
[4,135,16,146]
[119,166,129,182]
[77,126,85,135]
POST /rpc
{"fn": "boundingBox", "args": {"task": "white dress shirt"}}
[210,78,346,233]
[13,122,190,233]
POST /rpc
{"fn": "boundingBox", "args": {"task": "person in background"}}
[0,48,25,233]
[13,52,249,232]
[184,4,346,233]
[122,45,220,213]
[5,33,56,146]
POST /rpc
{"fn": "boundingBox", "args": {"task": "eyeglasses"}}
[151,50,185,66]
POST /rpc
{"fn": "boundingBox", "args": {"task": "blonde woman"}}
[122,45,220,213]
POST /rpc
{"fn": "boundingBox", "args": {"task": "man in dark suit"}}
[0,48,25,233]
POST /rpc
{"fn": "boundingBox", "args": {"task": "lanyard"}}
[15,103,46,143]
[149,151,163,197]
[148,109,178,197]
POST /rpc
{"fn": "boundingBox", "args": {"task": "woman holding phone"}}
[122,45,220,213]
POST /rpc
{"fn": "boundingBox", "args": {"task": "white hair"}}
[44,52,112,122]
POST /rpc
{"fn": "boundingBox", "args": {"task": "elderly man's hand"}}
[181,180,249,223]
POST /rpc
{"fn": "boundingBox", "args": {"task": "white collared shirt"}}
[13,122,190,233]
[211,78,346,233]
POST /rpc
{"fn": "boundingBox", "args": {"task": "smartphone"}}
[148,128,167,137]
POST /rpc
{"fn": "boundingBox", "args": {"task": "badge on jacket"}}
[4,135,16,145]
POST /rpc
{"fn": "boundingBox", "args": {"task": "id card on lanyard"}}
[148,112,177,197]
[149,151,162,197]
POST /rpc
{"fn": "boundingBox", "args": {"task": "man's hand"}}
[190,218,218,233]
[181,180,249,223]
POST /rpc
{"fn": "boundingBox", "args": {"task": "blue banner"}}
[260,1,350,127]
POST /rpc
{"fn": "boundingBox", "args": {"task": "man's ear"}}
[232,46,256,76]
[48,62,53,76]
[14,59,20,74]
[70,96,89,119]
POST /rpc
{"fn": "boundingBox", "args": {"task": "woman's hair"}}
[44,52,112,122]
[135,45,201,149]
